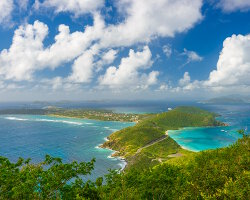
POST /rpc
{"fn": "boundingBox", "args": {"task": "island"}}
[0,107,150,122]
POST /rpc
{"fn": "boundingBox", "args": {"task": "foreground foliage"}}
[0,156,100,199]
[1,134,249,199]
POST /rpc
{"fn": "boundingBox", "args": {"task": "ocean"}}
[0,101,250,179]
[0,114,134,180]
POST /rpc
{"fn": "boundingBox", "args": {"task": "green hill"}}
[102,106,225,169]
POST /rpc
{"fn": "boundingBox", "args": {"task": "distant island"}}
[48,109,149,122]
[200,96,249,104]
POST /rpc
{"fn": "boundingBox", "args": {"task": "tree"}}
[0,155,99,199]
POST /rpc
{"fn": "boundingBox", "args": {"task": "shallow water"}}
[168,104,250,151]
[168,126,241,151]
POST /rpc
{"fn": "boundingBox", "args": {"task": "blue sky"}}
[0,0,250,101]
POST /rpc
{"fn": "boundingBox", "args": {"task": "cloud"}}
[36,0,104,15]
[68,50,94,83]
[0,0,13,24]
[99,46,157,88]
[101,49,118,65]
[39,14,104,68]
[0,0,204,93]
[0,21,49,81]
[205,34,250,89]
[146,71,159,85]
[217,0,250,12]
[0,14,104,81]
[163,45,172,58]
[96,49,118,71]
[174,34,250,93]
[35,0,203,48]
[158,84,169,91]
[98,0,203,47]
[179,72,191,86]
[182,48,203,63]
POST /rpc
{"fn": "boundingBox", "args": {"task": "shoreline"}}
[166,130,196,152]
[98,137,128,171]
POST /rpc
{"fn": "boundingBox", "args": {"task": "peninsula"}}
[101,106,226,169]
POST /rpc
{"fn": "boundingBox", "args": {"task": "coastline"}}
[166,130,196,152]
[98,137,128,171]
[48,114,132,171]
[100,129,189,170]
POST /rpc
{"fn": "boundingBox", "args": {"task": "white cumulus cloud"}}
[0,0,204,92]
[96,49,118,70]
[98,0,203,47]
[179,72,191,86]
[68,50,94,83]
[205,34,250,88]
[175,34,250,93]
[99,46,157,88]
[0,14,104,81]
[0,21,49,81]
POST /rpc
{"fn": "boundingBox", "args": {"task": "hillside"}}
[100,134,249,199]
[102,106,225,169]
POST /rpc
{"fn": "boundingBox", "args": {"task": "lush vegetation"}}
[0,155,100,199]
[1,133,249,199]
[102,107,225,169]
[100,133,250,199]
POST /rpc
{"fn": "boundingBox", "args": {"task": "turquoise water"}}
[0,115,134,180]
[168,104,250,151]
[168,126,240,151]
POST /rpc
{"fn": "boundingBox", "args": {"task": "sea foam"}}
[5,116,83,125]
[5,117,29,121]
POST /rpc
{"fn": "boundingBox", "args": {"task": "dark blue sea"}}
[0,101,249,178]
